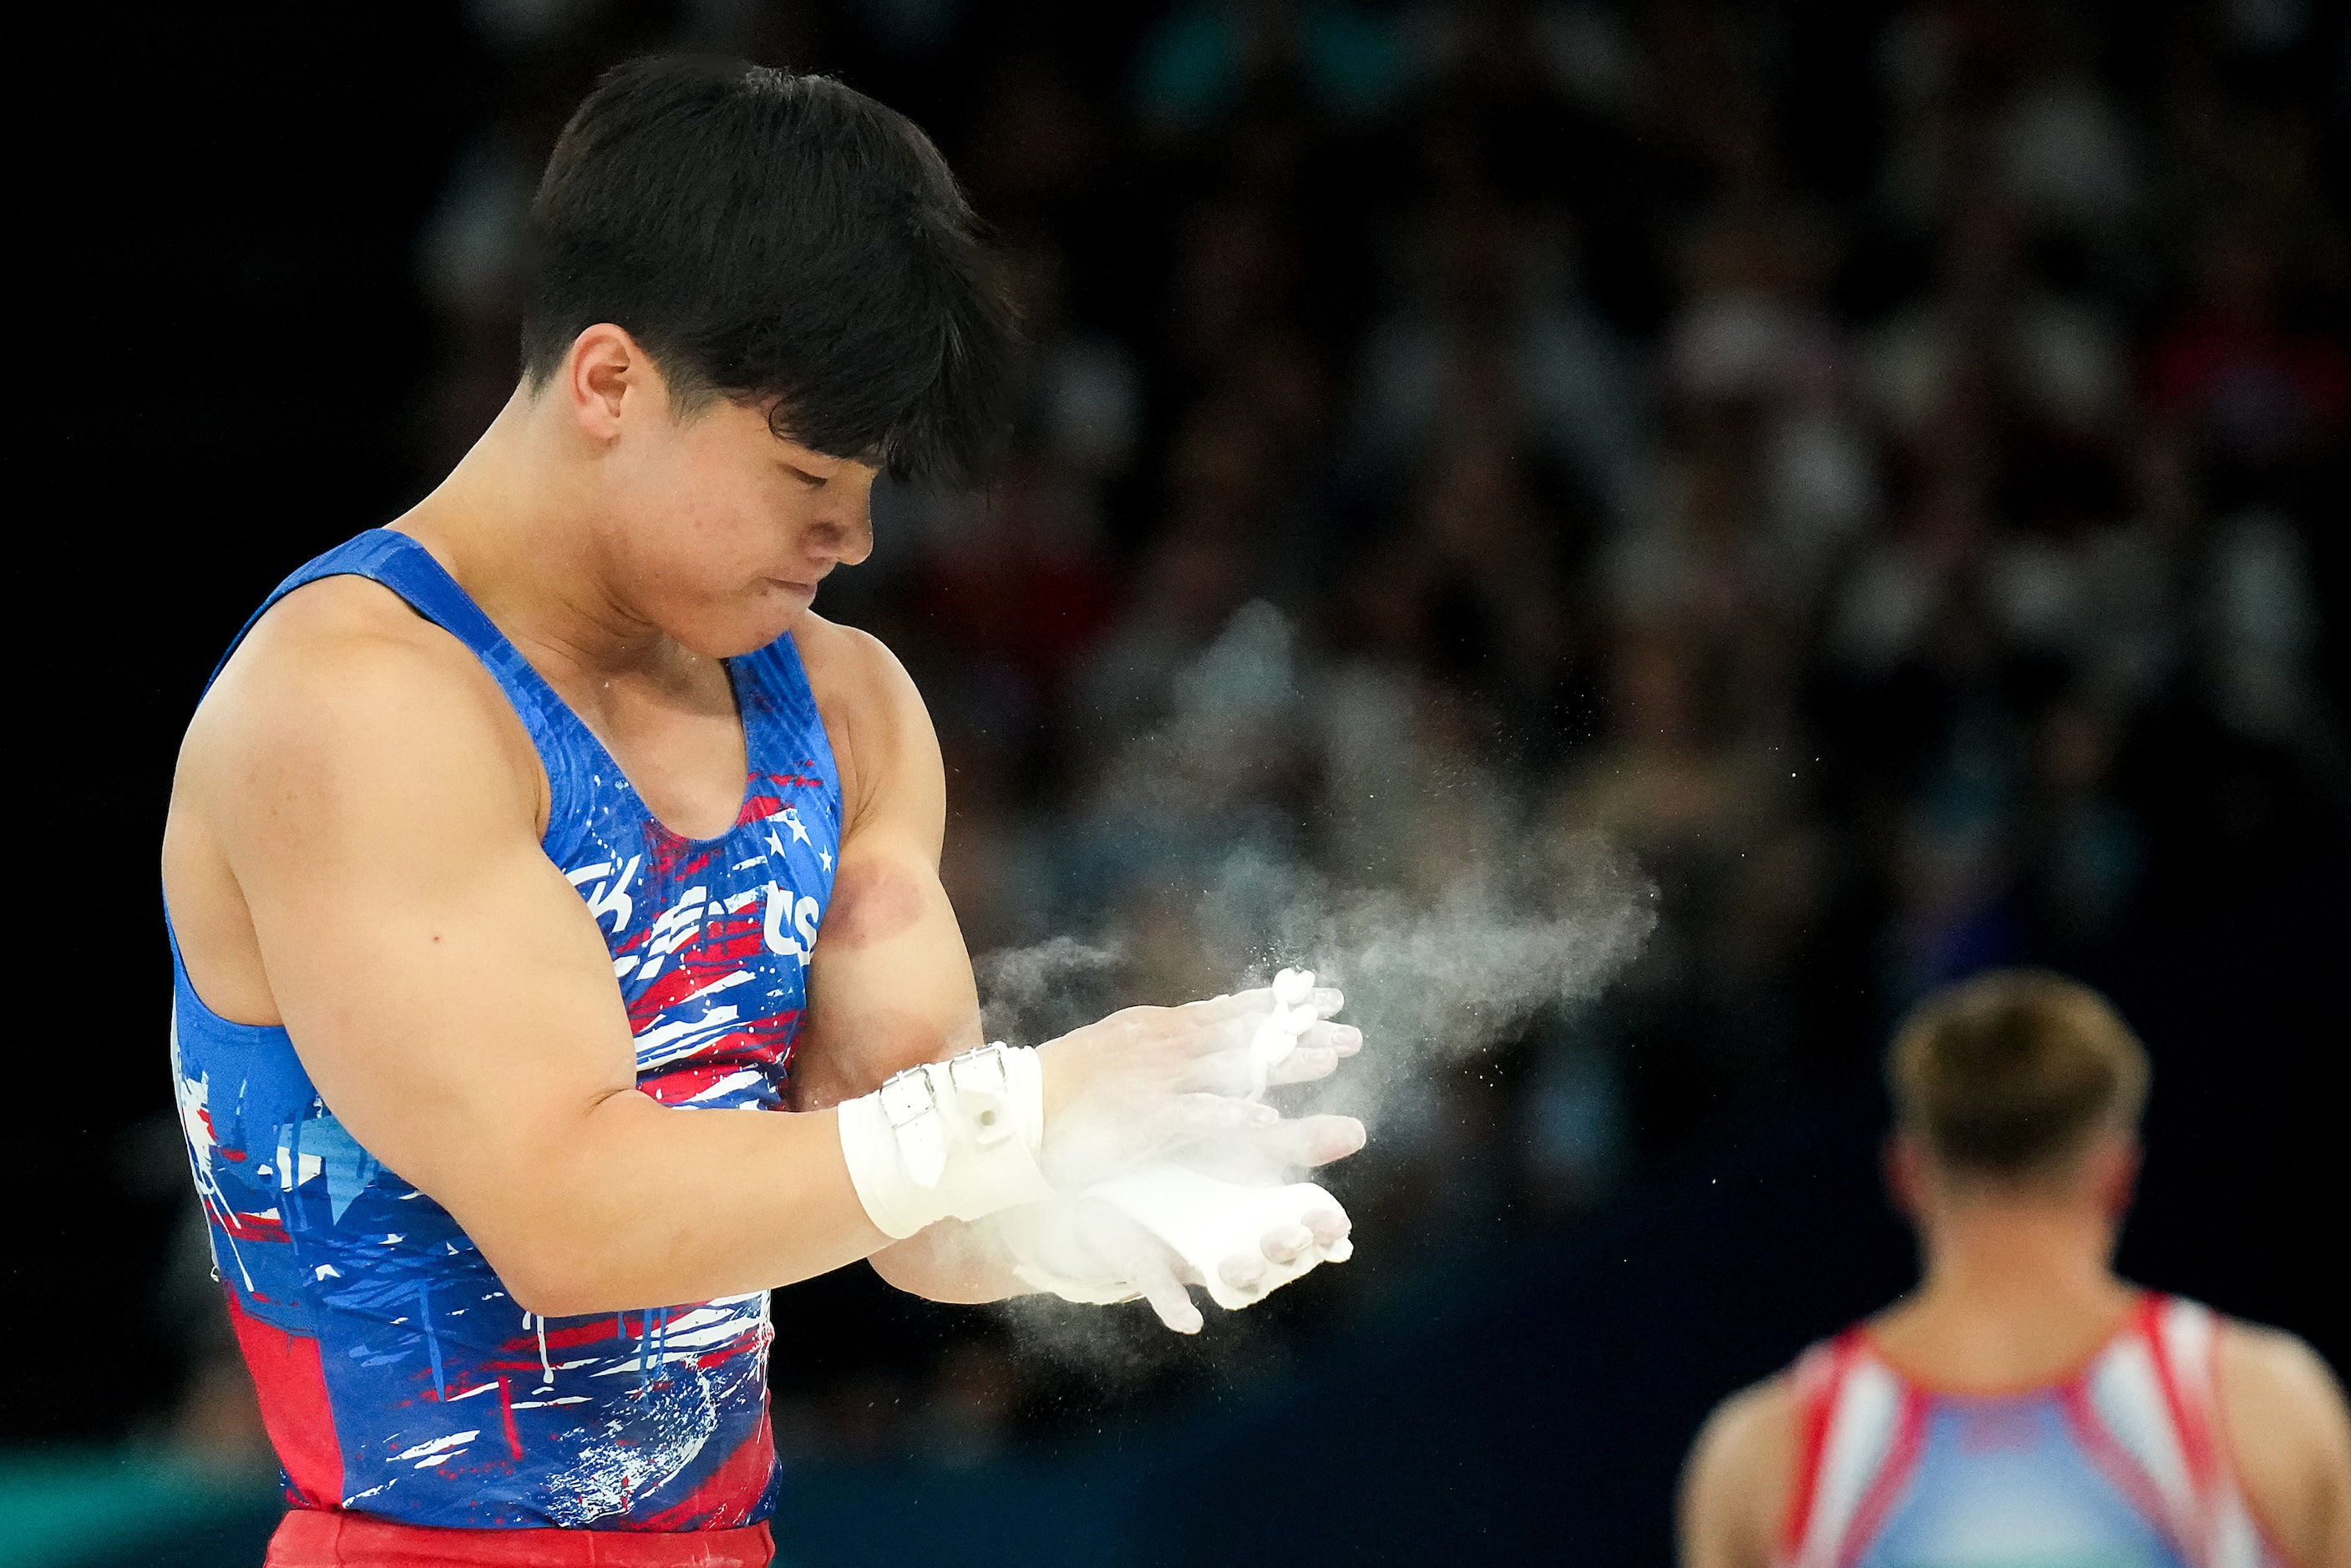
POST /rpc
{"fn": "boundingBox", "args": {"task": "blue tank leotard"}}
[1779,1295,2288,1568]
[167,529,840,1531]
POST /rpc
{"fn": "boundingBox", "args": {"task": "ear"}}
[2088,1136,2140,1222]
[559,323,656,444]
[1884,1131,1927,1223]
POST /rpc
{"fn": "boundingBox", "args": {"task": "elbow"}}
[502,1267,612,1321]
[450,1137,636,1317]
[489,1255,573,1320]
[502,1273,581,1321]
[479,1233,614,1319]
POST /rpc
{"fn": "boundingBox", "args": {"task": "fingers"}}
[1218,1252,1269,1292]
[1125,1239,1204,1334]
[1175,1010,1363,1100]
[1167,1091,1278,1138]
[1082,1165,1357,1316]
[1259,1211,1349,1270]
[1045,976,1361,1187]
[1172,989,1276,1025]
[1151,1112,1369,1186]
[1116,1092,1276,1164]
[1220,1218,1334,1297]
[1259,1222,1315,1265]
[1175,1028,1350,1095]
[1073,1199,1203,1333]
[1169,979,1348,1029]
[1155,1006,1273,1068]
[1264,1021,1362,1085]
[1178,1047,1263,1098]
[1241,1113,1369,1169]
[1310,1205,1353,1262]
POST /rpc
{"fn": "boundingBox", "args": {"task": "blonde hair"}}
[1887,969,2149,1178]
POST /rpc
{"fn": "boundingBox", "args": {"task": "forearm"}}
[868,1218,1032,1304]
[475,1090,888,1315]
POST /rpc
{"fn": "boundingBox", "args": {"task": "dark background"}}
[19,2,2348,1564]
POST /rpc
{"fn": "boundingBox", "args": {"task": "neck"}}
[1877,1196,2135,1389]
[393,387,672,683]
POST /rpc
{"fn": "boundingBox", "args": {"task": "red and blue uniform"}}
[1779,1295,2289,1568]
[167,530,839,1551]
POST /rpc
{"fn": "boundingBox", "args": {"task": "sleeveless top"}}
[1779,1295,2288,1568]
[166,529,842,1532]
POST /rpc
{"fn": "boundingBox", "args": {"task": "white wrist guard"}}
[1090,1163,1350,1310]
[837,1043,1053,1240]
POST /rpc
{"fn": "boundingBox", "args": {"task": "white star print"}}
[782,807,812,846]
[765,830,785,857]
[819,848,833,873]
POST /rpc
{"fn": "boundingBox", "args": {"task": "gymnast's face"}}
[558,325,878,658]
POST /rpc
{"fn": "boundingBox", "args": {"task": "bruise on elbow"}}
[793,1004,961,1109]
[820,859,928,950]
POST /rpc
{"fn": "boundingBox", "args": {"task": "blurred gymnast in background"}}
[1680,969,2350,1568]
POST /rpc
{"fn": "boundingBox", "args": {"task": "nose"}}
[807,492,874,571]
[836,492,874,567]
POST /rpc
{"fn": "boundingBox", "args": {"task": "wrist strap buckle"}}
[879,1065,949,1188]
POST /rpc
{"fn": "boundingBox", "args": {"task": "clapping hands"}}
[1008,969,1365,1331]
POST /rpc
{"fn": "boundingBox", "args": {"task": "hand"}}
[1158,1109,1368,1187]
[996,1172,1354,1333]
[1031,981,1355,1189]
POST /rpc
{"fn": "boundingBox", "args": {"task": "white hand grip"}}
[1088,1163,1350,1311]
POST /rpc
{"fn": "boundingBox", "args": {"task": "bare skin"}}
[1679,1134,2351,1568]
[162,323,1362,1323]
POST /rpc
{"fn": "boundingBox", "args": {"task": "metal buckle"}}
[947,1042,1011,1094]
[879,1065,949,1188]
[879,1065,938,1129]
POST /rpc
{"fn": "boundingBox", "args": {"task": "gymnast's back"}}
[1677,970,2351,1568]
[1771,1294,2287,1568]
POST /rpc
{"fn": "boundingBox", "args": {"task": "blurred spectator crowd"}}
[173,0,2351,1478]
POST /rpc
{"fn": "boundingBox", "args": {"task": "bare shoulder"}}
[788,612,940,837]
[165,574,551,1024]
[181,574,540,827]
[1681,1371,1800,1568]
[789,612,925,728]
[2220,1318,2351,1450]
[2217,1318,2351,1568]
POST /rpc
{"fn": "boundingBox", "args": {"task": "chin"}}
[675,601,803,660]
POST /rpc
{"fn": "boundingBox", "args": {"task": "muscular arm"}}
[790,617,1026,1302]
[1680,1375,1797,1568]
[2221,1323,2351,1568]
[791,617,984,1104]
[176,589,1273,1318]
[173,591,893,1317]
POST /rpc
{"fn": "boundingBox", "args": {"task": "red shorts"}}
[266,1510,775,1566]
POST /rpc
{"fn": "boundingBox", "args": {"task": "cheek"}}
[617,462,765,570]
[666,457,795,562]
[605,438,709,544]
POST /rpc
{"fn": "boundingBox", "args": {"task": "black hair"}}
[521,56,1017,487]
